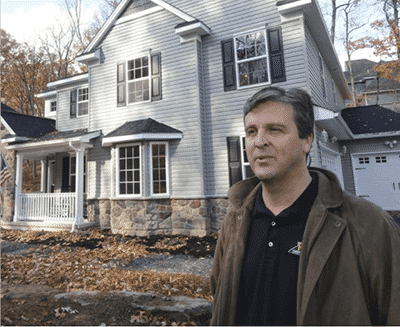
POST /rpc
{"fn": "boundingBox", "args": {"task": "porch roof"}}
[102,118,183,146]
[1,103,56,139]
[6,129,101,159]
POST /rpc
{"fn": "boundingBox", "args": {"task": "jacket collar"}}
[228,167,344,210]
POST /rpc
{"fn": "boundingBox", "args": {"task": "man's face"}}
[244,101,313,183]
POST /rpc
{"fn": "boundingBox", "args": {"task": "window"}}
[70,87,89,117]
[151,143,168,195]
[117,144,141,196]
[376,156,387,163]
[358,157,370,164]
[240,136,255,179]
[221,27,286,92]
[319,54,326,98]
[50,101,57,112]
[70,155,87,193]
[235,30,269,87]
[117,53,162,106]
[78,88,89,116]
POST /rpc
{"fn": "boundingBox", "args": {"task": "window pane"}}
[119,147,125,157]
[153,182,160,194]
[143,67,149,77]
[134,170,140,181]
[127,171,133,182]
[134,146,140,157]
[134,183,140,194]
[152,144,158,155]
[135,69,142,79]
[128,70,135,80]
[256,44,266,56]
[153,157,159,169]
[128,60,134,70]
[159,144,165,156]
[134,158,140,169]
[160,182,167,193]
[239,62,249,86]
[153,169,159,181]
[135,58,141,68]
[127,159,133,170]
[120,159,126,170]
[143,56,148,66]
[127,183,133,194]
[120,171,126,182]
[144,90,149,101]
[78,102,88,116]
[120,183,126,195]
[160,169,166,181]
[247,46,256,59]
[127,147,132,158]
[248,59,269,85]
[160,157,166,168]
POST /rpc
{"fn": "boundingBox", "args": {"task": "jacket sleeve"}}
[210,216,226,298]
[361,212,400,325]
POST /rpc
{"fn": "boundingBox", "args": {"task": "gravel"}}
[1,240,214,278]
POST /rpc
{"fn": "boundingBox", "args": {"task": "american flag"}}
[1,154,12,188]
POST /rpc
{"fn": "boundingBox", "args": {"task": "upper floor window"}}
[222,27,286,92]
[70,87,89,118]
[117,53,162,106]
[50,101,57,112]
[235,30,269,87]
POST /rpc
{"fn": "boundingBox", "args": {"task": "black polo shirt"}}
[236,172,318,326]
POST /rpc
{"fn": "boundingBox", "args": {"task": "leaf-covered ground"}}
[1,229,217,326]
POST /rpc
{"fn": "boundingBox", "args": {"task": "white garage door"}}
[353,152,400,210]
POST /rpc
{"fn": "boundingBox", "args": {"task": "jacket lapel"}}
[297,169,347,325]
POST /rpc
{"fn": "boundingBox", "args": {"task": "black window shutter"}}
[70,89,77,118]
[267,27,286,83]
[117,62,126,106]
[151,53,162,101]
[227,136,243,187]
[221,39,237,91]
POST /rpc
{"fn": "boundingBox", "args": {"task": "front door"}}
[61,157,70,192]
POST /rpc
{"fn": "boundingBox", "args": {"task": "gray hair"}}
[243,86,314,140]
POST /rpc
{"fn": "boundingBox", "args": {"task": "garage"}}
[352,152,400,211]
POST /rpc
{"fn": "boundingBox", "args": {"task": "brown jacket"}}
[210,168,400,325]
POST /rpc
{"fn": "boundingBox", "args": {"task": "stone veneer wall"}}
[87,197,229,236]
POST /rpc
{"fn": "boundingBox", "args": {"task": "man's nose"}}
[254,131,269,147]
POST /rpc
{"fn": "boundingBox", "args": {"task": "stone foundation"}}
[87,197,229,236]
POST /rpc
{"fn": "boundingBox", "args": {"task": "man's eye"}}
[246,129,256,136]
[270,128,282,132]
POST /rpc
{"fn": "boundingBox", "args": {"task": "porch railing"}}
[17,193,76,222]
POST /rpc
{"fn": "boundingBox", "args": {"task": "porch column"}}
[75,146,84,226]
[40,160,47,192]
[14,153,24,222]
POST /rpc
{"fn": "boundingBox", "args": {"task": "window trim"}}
[115,143,142,198]
[150,142,170,197]
[233,28,271,89]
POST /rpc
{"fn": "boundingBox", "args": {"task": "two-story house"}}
[3,0,360,235]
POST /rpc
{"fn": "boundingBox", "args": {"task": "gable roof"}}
[341,105,400,135]
[102,118,183,146]
[82,0,198,55]
[1,103,56,140]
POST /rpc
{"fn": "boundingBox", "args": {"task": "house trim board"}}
[84,0,196,54]
[114,6,164,26]
[46,73,88,89]
[102,133,183,146]
[35,90,57,99]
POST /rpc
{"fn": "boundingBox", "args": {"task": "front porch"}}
[4,130,101,232]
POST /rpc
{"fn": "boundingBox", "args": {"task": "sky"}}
[1,0,101,45]
[1,0,383,70]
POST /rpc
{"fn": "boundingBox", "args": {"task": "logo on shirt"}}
[288,242,302,256]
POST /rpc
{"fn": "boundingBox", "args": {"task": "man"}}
[210,86,400,325]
